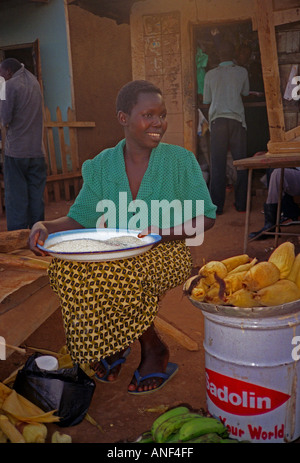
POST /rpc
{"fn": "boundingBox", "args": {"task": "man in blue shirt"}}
[203,40,249,215]
[0,58,47,230]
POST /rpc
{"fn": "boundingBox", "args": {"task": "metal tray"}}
[37,228,161,262]
[188,296,300,319]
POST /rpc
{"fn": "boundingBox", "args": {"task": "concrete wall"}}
[130,0,254,153]
[67,5,132,164]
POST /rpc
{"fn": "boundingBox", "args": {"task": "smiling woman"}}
[116,81,168,200]
[28,80,217,396]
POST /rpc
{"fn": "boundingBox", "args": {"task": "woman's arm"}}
[28,216,84,256]
[138,215,215,243]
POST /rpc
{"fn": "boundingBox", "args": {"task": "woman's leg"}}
[91,347,131,382]
[128,323,169,393]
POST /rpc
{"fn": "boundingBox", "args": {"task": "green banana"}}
[154,412,203,443]
[178,416,228,442]
[186,432,223,443]
[219,438,239,443]
[151,406,190,438]
[165,431,181,443]
[134,431,154,443]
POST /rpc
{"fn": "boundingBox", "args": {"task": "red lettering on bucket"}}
[206,369,290,416]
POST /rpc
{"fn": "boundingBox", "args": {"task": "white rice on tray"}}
[48,236,144,253]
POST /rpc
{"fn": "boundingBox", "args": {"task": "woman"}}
[29,80,216,394]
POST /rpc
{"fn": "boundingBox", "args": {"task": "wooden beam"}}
[254,0,286,142]
[273,7,300,27]
[0,285,60,359]
[46,171,81,182]
[154,315,199,352]
[268,140,300,154]
[44,121,95,128]
[284,125,300,142]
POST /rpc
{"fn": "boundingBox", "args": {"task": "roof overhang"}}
[0,0,146,24]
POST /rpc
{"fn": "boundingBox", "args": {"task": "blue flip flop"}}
[94,347,131,383]
[128,362,178,395]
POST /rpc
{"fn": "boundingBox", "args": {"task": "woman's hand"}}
[28,221,50,256]
[28,216,84,256]
[138,225,161,238]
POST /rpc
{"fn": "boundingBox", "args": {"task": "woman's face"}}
[120,92,168,151]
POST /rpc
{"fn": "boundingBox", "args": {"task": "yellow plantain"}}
[221,254,250,272]
[198,261,228,285]
[287,253,300,283]
[223,271,247,295]
[242,261,280,291]
[224,288,260,308]
[228,258,258,274]
[253,279,300,306]
[268,241,295,279]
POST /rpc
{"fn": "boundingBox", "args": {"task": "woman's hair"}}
[1,58,22,74]
[116,80,162,115]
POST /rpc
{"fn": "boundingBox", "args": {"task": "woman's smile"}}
[123,92,168,150]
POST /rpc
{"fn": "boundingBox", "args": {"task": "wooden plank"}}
[254,0,286,142]
[0,253,50,270]
[44,107,60,202]
[45,121,95,128]
[154,315,199,352]
[67,107,80,172]
[0,284,60,359]
[268,140,300,152]
[284,125,300,141]
[44,107,57,175]
[67,107,81,196]
[273,7,300,27]
[233,153,300,170]
[42,105,94,203]
[46,171,82,182]
[0,229,30,253]
[56,107,70,201]
[0,275,49,315]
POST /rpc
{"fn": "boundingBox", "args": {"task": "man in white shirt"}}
[203,40,249,215]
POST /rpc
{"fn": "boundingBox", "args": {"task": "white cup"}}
[35,355,59,371]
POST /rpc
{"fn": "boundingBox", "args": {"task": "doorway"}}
[0,39,42,86]
[193,20,270,186]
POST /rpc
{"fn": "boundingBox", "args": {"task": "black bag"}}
[13,353,95,427]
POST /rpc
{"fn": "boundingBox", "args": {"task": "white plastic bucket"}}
[202,309,300,443]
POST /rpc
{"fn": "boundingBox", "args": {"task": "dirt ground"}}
[0,178,300,445]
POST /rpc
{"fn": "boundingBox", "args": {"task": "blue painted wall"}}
[0,0,72,120]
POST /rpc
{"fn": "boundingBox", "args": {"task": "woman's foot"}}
[128,324,170,393]
[91,347,130,382]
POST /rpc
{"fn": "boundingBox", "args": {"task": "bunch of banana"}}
[136,406,230,443]
[184,242,300,308]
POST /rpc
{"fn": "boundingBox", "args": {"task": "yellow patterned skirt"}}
[48,240,192,364]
